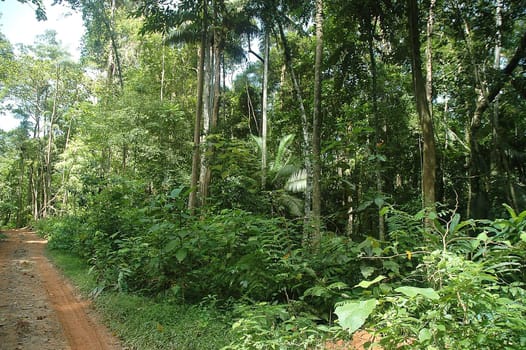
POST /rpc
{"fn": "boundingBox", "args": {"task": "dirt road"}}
[0,229,121,350]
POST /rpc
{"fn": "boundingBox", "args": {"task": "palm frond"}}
[277,192,303,217]
[165,21,201,45]
[251,134,263,150]
[273,164,296,183]
[285,169,306,193]
[272,134,295,172]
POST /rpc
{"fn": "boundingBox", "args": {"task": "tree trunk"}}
[261,30,270,188]
[311,0,324,242]
[42,64,61,218]
[368,16,385,241]
[407,0,437,213]
[277,22,312,236]
[188,0,208,213]
[160,31,166,102]
[199,43,212,206]
[61,118,73,213]
[468,29,526,218]
[107,0,123,89]
[426,0,436,113]
[16,152,25,227]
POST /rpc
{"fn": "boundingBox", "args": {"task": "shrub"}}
[333,207,526,349]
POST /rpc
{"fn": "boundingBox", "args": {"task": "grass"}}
[46,249,235,350]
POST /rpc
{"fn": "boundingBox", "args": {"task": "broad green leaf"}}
[360,266,375,279]
[357,200,373,212]
[476,232,489,242]
[455,219,474,232]
[164,239,179,253]
[334,299,378,332]
[414,209,427,220]
[449,213,460,233]
[379,206,389,216]
[395,286,439,300]
[328,282,349,290]
[355,275,386,289]
[169,187,183,199]
[304,285,328,297]
[503,203,517,218]
[374,196,384,208]
[418,328,432,342]
[175,248,187,262]
[520,232,526,242]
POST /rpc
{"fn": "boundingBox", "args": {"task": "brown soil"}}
[0,229,122,350]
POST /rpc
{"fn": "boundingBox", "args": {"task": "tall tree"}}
[407,0,436,212]
[277,21,312,232]
[188,0,208,212]
[261,30,270,188]
[311,0,324,241]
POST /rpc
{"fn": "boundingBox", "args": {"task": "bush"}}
[333,207,526,349]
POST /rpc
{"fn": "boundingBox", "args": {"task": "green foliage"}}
[97,294,234,350]
[334,299,378,333]
[333,208,526,349]
[223,302,338,350]
[10,0,526,348]
[37,216,86,252]
[159,209,308,301]
[47,248,234,350]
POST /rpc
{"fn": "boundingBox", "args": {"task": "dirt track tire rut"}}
[0,229,121,350]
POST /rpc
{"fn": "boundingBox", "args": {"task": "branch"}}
[248,49,264,63]
[472,30,526,127]
[359,250,429,260]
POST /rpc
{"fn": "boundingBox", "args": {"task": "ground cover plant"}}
[39,199,526,349]
[47,249,235,350]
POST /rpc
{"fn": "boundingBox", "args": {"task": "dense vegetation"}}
[1,0,526,348]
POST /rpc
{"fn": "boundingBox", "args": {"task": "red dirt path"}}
[0,229,121,350]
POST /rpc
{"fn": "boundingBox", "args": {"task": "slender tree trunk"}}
[261,30,270,188]
[199,0,224,206]
[43,64,60,218]
[212,25,221,130]
[199,43,212,205]
[161,31,166,102]
[490,0,517,211]
[277,22,312,235]
[408,0,437,213]
[188,0,208,213]
[107,0,123,89]
[61,118,73,213]
[30,164,38,221]
[426,0,436,114]
[367,17,385,240]
[16,153,25,227]
[311,0,324,242]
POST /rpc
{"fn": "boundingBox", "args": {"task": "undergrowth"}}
[39,189,526,349]
[47,249,235,350]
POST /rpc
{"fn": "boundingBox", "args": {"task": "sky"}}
[0,0,84,131]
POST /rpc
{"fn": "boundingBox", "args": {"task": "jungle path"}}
[0,229,121,350]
